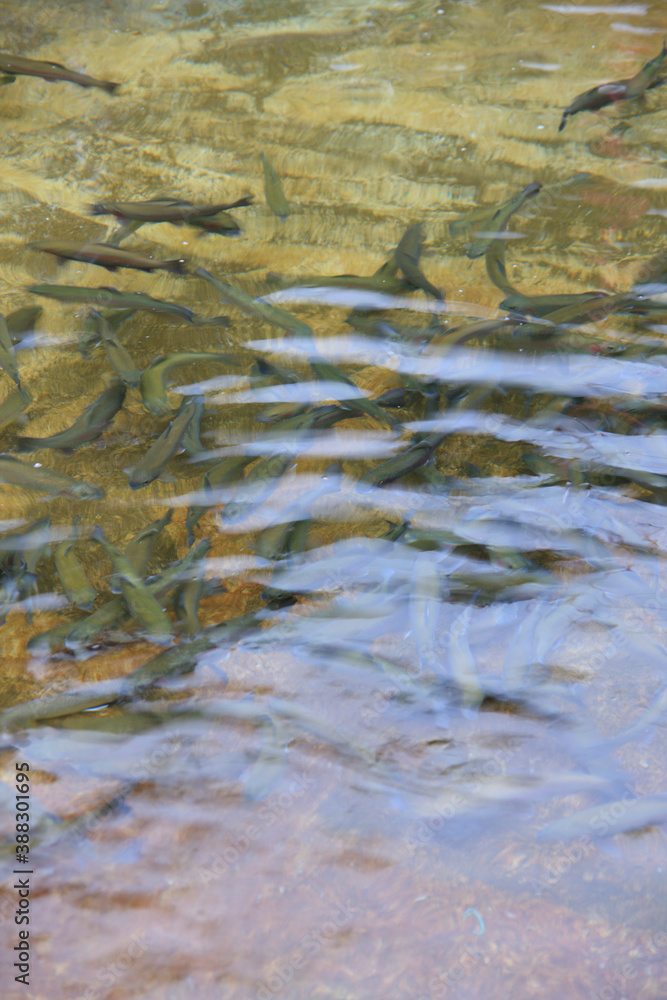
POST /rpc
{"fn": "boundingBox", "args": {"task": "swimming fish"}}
[16,381,125,452]
[140,350,236,415]
[27,284,229,326]
[559,42,666,131]
[261,152,290,217]
[0,454,103,499]
[394,223,443,300]
[0,52,119,92]
[28,240,187,275]
[89,195,253,223]
[465,183,541,259]
[128,395,201,489]
[195,266,312,337]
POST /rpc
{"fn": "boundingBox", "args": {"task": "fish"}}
[256,463,342,562]
[186,455,255,544]
[394,223,443,300]
[27,284,229,326]
[448,604,483,709]
[261,152,290,217]
[77,307,137,356]
[0,454,102,499]
[485,239,520,296]
[0,316,20,387]
[410,552,444,675]
[243,714,287,801]
[0,678,130,732]
[123,509,173,579]
[128,395,201,489]
[140,350,236,415]
[90,312,141,386]
[308,357,396,429]
[274,259,412,296]
[0,52,119,92]
[64,538,209,650]
[54,532,97,610]
[28,240,187,274]
[0,386,30,432]
[465,182,541,259]
[5,306,42,342]
[89,195,253,223]
[92,528,174,644]
[538,792,667,841]
[180,396,206,458]
[195,267,312,337]
[500,291,609,318]
[357,431,449,489]
[221,451,296,524]
[559,42,666,131]
[16,380,125,452]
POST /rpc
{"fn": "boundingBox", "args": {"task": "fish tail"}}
[558,114,567,132]
[89,203,106,215]
[164,259,188,275]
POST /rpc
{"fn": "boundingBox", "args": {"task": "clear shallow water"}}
[1,1,667,998]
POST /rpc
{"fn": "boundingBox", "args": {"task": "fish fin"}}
[157,473,177,483]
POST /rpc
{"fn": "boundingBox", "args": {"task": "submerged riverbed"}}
[1,1,667,997]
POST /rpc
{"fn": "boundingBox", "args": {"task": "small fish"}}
[448,604,484,709]
[123,509,173,579]
[17,380,125,452]
[559,42,666,131]
[465,183,541,259]
[394,223,443,300]
[28,240,187,274]
[93,312,141,386]
[221,450,296,524]
[140,350,236,415]
[357,431,449,489]
[195,266,312,337]
[500,291,608,318]
[0,52,119,93]
[308,356,396,429]
[243,714,287,801]
[77,307,137,356]
[5,306,42,342]
[276,260,412,296]
[186,455,255,544]
[0,386,30,432]
[0,316,20,387]
[54,530,97,610]
[128,395,201,489]
[0,454,102,499]
[92,528,174,644]
[180,396,206,458]
[89,195,253,223]
[261,152,290,217]
[65,538,209,650]
[538,792,667,841]
[27,284,229,327]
